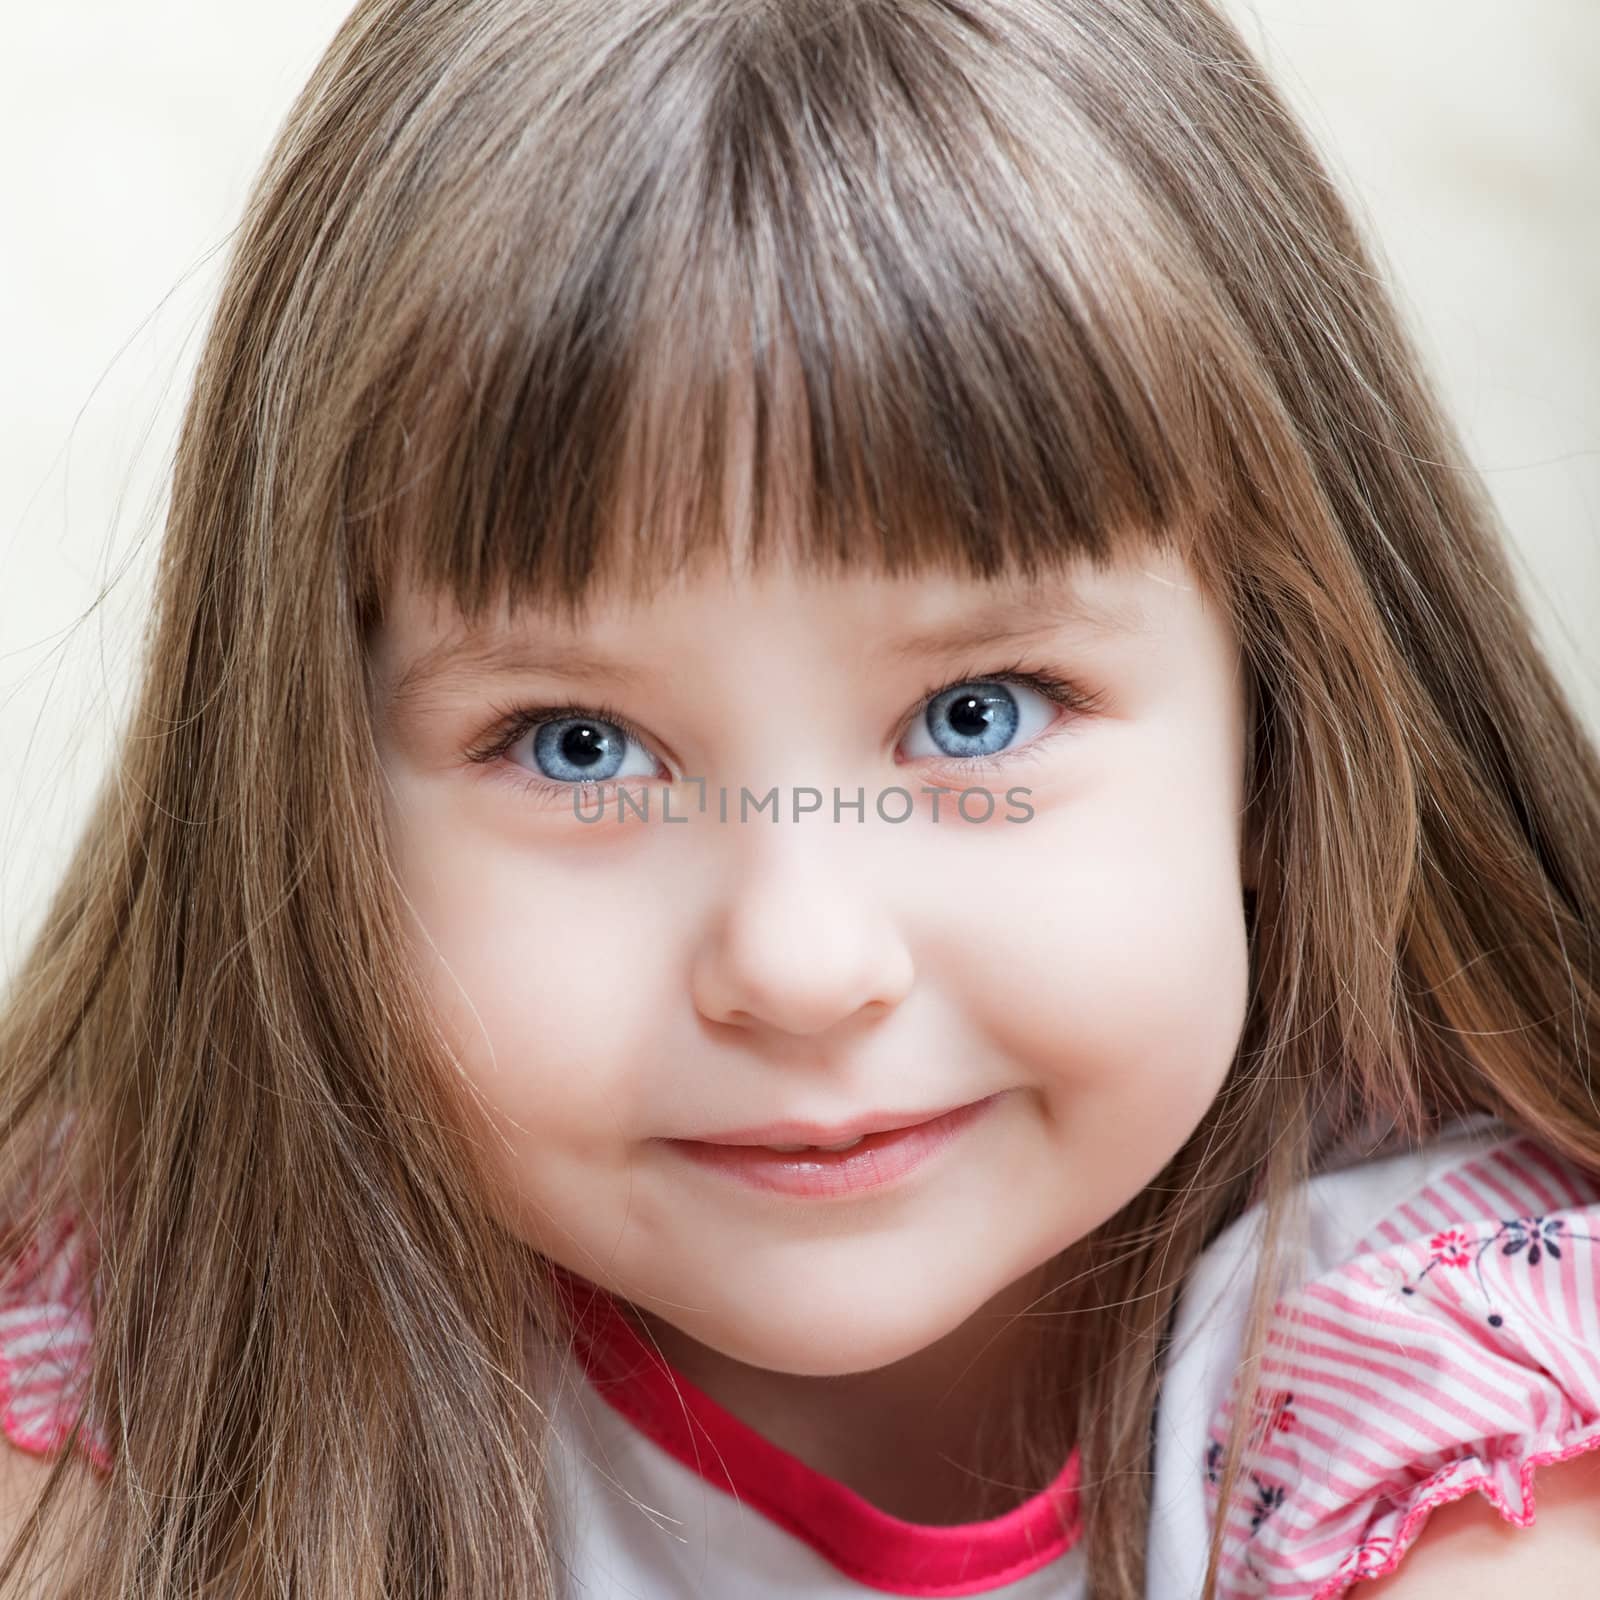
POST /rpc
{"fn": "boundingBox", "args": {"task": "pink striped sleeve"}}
[0,1204,111,1475]
[1204,1136,1600,1599]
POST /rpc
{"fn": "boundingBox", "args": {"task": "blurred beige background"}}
[2,1,1597,984]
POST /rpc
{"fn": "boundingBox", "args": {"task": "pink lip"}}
[661,1094,1000,1199]
[689,1100,981,1148]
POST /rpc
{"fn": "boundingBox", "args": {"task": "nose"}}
[689,831,916,1039]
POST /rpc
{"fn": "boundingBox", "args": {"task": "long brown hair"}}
[3,1,1596,1595]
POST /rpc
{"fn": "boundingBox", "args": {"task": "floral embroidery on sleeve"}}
[1399,1213,1600,1335]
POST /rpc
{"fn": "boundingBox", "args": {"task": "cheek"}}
[388,813,664,1150]
[951,777,1250,1116]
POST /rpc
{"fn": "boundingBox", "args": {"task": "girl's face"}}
[373,541,1255,1376]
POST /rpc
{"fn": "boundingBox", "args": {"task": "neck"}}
[631,1264,1057,1524]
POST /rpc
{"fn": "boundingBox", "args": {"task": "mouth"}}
[660,1094,1002,1199]
[685,1099,984,1149]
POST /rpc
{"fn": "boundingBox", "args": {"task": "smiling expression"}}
[372,541,1255,1376]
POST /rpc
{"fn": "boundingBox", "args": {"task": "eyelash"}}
[464,658,1103,795]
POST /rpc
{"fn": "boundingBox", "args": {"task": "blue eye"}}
[516,715,657,786]
[902,679,1058,762]
[473,665,1092,800]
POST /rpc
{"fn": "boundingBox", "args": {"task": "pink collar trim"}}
[560,1274,1082,1597]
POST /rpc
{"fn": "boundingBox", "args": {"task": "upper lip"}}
[677,1099,981,1147]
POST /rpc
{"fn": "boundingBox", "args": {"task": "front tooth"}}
[818,1136,865,1152]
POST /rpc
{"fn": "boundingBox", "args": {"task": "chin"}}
[684,1287,973,1378]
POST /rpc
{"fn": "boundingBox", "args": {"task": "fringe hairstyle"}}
[3,1,1596,1594]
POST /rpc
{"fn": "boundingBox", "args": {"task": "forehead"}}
[371,540,1225,710]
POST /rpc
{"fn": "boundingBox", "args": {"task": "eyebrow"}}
[385,636,651,713]
[876,591,1145,664]
[383,588,1142,713]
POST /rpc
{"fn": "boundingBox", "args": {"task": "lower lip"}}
[663,1095,999,1199]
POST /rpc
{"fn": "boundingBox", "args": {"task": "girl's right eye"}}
[485,704,662,796]
[523,717,656,786]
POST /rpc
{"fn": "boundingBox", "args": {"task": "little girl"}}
[3,2,1597,1597]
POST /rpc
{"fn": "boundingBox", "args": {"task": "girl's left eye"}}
[486,702,660,790]
[900,673,1072,764]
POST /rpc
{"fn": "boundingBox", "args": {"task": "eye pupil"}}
[560,724,608,769]
[948,694,993,740]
